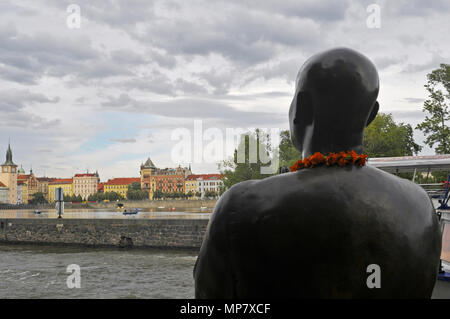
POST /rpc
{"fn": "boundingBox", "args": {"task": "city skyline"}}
[1,1,449,180]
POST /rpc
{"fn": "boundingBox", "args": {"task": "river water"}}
[0,244,197,299]
[0,198,448,299]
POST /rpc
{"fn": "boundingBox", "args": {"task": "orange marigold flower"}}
[310,152,325,167]
[348,150,358,163]
[290,150,367,171]
[337,157,346,167]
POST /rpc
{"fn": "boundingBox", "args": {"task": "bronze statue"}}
[194,48,441,298]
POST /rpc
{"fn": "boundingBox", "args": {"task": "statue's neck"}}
[302,137,364,159]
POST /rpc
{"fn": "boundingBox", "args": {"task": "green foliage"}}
[219,129,274,190]
[364,113,422,157]
[64,194,82,202]
[416,64,450,154]
[29,192,48,205]
[152,190,163,199]
[87,192,124,202]
[205,190,217,198]
[278,130,302,168]
[126,182,148,200]
[152,190,188,199]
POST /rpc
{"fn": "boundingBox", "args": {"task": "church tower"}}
[0,143,18,204]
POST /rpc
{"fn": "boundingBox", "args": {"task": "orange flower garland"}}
[290,150,367,172]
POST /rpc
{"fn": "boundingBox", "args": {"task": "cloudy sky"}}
[1,0,449,180]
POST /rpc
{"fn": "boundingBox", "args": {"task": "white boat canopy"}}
[368,155,450,173]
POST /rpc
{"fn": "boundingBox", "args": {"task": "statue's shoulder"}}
[215,165,432,219]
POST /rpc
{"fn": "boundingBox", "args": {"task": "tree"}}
[153,190,163,199]
[364,113,422,158]
[278,130,302,168]
[102,191,123,201]
[29,192,48,205]
[219,129,274,190]
[205,190,217,198]
[126,182,148,200]
[416,64,450,154]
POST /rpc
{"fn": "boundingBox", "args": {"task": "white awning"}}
[368,155,450,173]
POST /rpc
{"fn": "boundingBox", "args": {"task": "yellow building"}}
[103,177,140,199]
[48,178,74,203]
[37,177,56,202]
[140,157,191,200]
[185,175,198,195]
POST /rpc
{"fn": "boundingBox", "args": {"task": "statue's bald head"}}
[289,47,380,157]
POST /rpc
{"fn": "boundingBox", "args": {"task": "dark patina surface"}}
[194,48,441,298]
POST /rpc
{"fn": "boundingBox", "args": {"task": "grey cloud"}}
[384,0,450,17]
[110,49,148,65]
[403,53,448,73]
[101,93,285,126]
[373,55,407,70]
[2,112,61,130]
[0,89,61,129]
[148,49,177,69]
[0,89,59,112]
[401,98,425,104]
[239,0,351,21]
[174,79,208,95]
[109,138,136,143]
[115,72,210,96]
[388,111,426,128]
[0,23,133,84]
[143,7,321,64]
[118,73,176,96]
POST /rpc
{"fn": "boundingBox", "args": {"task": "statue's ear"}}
[366,101,379,127]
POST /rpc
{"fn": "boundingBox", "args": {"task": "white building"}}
[0,181,9,204]
[188,174,224,198]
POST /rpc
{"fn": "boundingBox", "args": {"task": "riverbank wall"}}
[0,218,209,250]
[0,199,218,211]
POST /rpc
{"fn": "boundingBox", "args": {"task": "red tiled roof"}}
[98,183,104,192]
[186,174,223,181]
[0,181,7,188]
[17,174,30,180]
[37,177,57,182]
[49,178,73,185]
[104,177,140,186]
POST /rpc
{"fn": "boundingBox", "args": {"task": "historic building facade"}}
[185,175,199,195]
[17,170,39,204]
[140,157,191,199]
[0,181,9,204]
[48,178,73,203]
[73,172,100,200]
[103,177,140,199]
[37,177,56,202]
[184,174,223,198]
[0,143,18,204]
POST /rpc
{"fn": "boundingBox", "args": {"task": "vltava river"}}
[0,244,197,298]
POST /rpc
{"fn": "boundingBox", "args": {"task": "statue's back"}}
[195,166,441,298]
